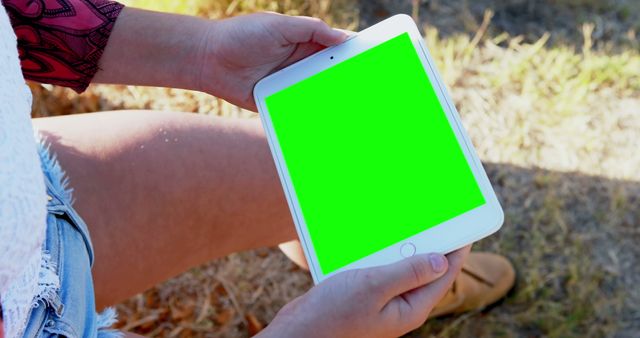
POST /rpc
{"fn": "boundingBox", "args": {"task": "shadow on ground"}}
[405,161,640,337]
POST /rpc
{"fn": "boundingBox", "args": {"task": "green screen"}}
[265,32,485,274]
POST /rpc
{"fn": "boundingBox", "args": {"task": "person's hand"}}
[257,245,472,338]
[196,12,348,111]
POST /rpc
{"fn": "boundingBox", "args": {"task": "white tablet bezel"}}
[253,14,503,284]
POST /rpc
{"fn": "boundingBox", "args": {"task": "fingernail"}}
[332,29,348,39]
[428,253,446,273]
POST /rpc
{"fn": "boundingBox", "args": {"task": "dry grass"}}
[30,0,640,337]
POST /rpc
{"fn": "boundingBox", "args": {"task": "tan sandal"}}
[430,252,516,318]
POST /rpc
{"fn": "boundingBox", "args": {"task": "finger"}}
[276,27,354,69]
[402,245,472,311]
[276,42,326,69]
[277,15,348,46]
[358,253,449,305]
[447,244,472,271]
[380,245,472,332]
[335,28,357,37]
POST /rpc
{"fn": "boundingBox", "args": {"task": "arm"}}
[90,8,210,95]
[4,1,346,111]
[93,9,347,111]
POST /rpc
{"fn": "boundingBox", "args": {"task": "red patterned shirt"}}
[2,0,124,92]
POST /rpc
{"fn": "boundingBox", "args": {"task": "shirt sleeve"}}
[2,0,124,93]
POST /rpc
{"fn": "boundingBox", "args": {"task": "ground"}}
[31,0,639,337]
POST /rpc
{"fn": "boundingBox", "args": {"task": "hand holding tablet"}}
[254,14,503,283]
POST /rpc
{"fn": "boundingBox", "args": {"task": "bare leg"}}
[278,240,309,270]
[33,111,305,309]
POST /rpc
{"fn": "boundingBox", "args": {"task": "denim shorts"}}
[20,144,121,338]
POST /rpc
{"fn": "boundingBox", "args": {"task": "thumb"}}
[277,15,348,46]
[360,253,449,304]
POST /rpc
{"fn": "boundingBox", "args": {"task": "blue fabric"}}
[21,143,121,338]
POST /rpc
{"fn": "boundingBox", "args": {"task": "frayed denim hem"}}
[36,136,75,206]
[97,308,124,338]
[34,133,123,337]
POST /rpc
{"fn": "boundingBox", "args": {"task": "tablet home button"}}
[400,243,416,257]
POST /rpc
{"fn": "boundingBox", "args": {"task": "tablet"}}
[254,14,503,283]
